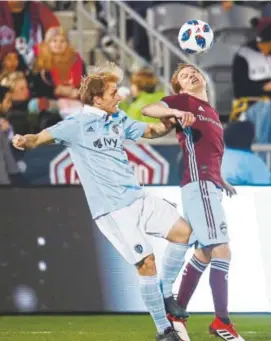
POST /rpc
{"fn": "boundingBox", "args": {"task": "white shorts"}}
[95,194,180,264]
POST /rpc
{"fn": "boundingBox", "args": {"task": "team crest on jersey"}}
[220,222,227,235]
[93,138,103,148]
[134,244,143,254]
[112,124,119,134]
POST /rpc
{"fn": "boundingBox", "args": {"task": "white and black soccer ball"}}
[178,20,214,55]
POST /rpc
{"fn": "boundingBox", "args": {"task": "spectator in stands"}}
[0,85,12,114]
[0,51,26,81]
[120,68,164,123]
[0,128,20,184]
[1,72,31,134]
[1,72,30,111]
[0,85,19,183]
[0,84,14,140]
[222,121,271,185]
[1,71,61,134]
[231,17,271,120]
[33,27,85,100]
[0,1,59,69]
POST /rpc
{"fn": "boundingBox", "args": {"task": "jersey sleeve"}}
[122,115,148,141]
[160,95,175,108]
[46,116,78,146]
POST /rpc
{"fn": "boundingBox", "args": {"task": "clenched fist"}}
[12,134,26,150]
[170,109,196,128]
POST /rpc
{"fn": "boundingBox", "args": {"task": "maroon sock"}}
[209,258,230,320]
[177,255,208,309]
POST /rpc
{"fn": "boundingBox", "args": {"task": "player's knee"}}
[136,254,157,276]
[211,243,231,261]
[194,248,211,264]
[166,217,191,243]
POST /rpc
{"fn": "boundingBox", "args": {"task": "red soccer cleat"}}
[209,317,245,341]
[167,314,191,341]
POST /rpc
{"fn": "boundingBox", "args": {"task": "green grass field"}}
[1,315,270,341]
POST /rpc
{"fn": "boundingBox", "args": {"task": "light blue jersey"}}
[46,105,148,218]
[222,148,271,185]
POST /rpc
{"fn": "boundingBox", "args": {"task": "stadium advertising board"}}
[13,144,181,185]
[1,186,271,313]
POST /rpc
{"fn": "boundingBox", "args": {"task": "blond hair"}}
[130,68,158,93]
[0,71,26,91]
[171,63,200,94]
[33,26,77,82]
[79,62,123,105]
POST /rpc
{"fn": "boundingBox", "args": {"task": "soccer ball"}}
[178,20,214,55]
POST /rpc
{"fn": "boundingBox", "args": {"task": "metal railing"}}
[76,0,216,106]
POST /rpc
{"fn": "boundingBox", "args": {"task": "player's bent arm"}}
[143,120,175,139]
[13,130,54,150]
[142,103,196,129]
[142,103,176,119]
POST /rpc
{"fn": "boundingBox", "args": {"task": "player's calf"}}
[210,244,231,325]
[136,254,157,276]
[160,218,191,319]
[136,255,175,337]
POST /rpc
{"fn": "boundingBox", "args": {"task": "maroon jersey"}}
[162,93,224,187]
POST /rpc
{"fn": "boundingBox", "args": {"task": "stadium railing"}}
[76,0,216,106]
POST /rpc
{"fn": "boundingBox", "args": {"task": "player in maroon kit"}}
[142,64,244,341]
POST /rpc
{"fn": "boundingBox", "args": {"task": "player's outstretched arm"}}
[12,130,54,150]
[142,103,180,119]
[142,103,195,128]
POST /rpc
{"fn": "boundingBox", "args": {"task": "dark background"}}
[0,187,104,313]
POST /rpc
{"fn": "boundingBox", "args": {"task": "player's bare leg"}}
[209,243,245,341]
[136,254,182,341]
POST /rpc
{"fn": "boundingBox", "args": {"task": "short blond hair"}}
[79,62,123,105]
[171,63,200,94]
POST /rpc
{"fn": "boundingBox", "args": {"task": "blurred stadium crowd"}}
[0,0,271,185]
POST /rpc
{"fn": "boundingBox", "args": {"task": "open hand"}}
[222,179,237,197]
[12,134,26,150]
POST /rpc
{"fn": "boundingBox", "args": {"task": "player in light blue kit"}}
[12,62,196,341]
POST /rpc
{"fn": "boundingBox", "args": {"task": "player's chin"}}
[191,82,203,91]
[112,105,118,112]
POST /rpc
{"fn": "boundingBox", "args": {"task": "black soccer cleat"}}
[164,296,190,320]
[156,326,182,341]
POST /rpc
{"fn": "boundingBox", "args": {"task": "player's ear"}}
[93,95,102,106]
